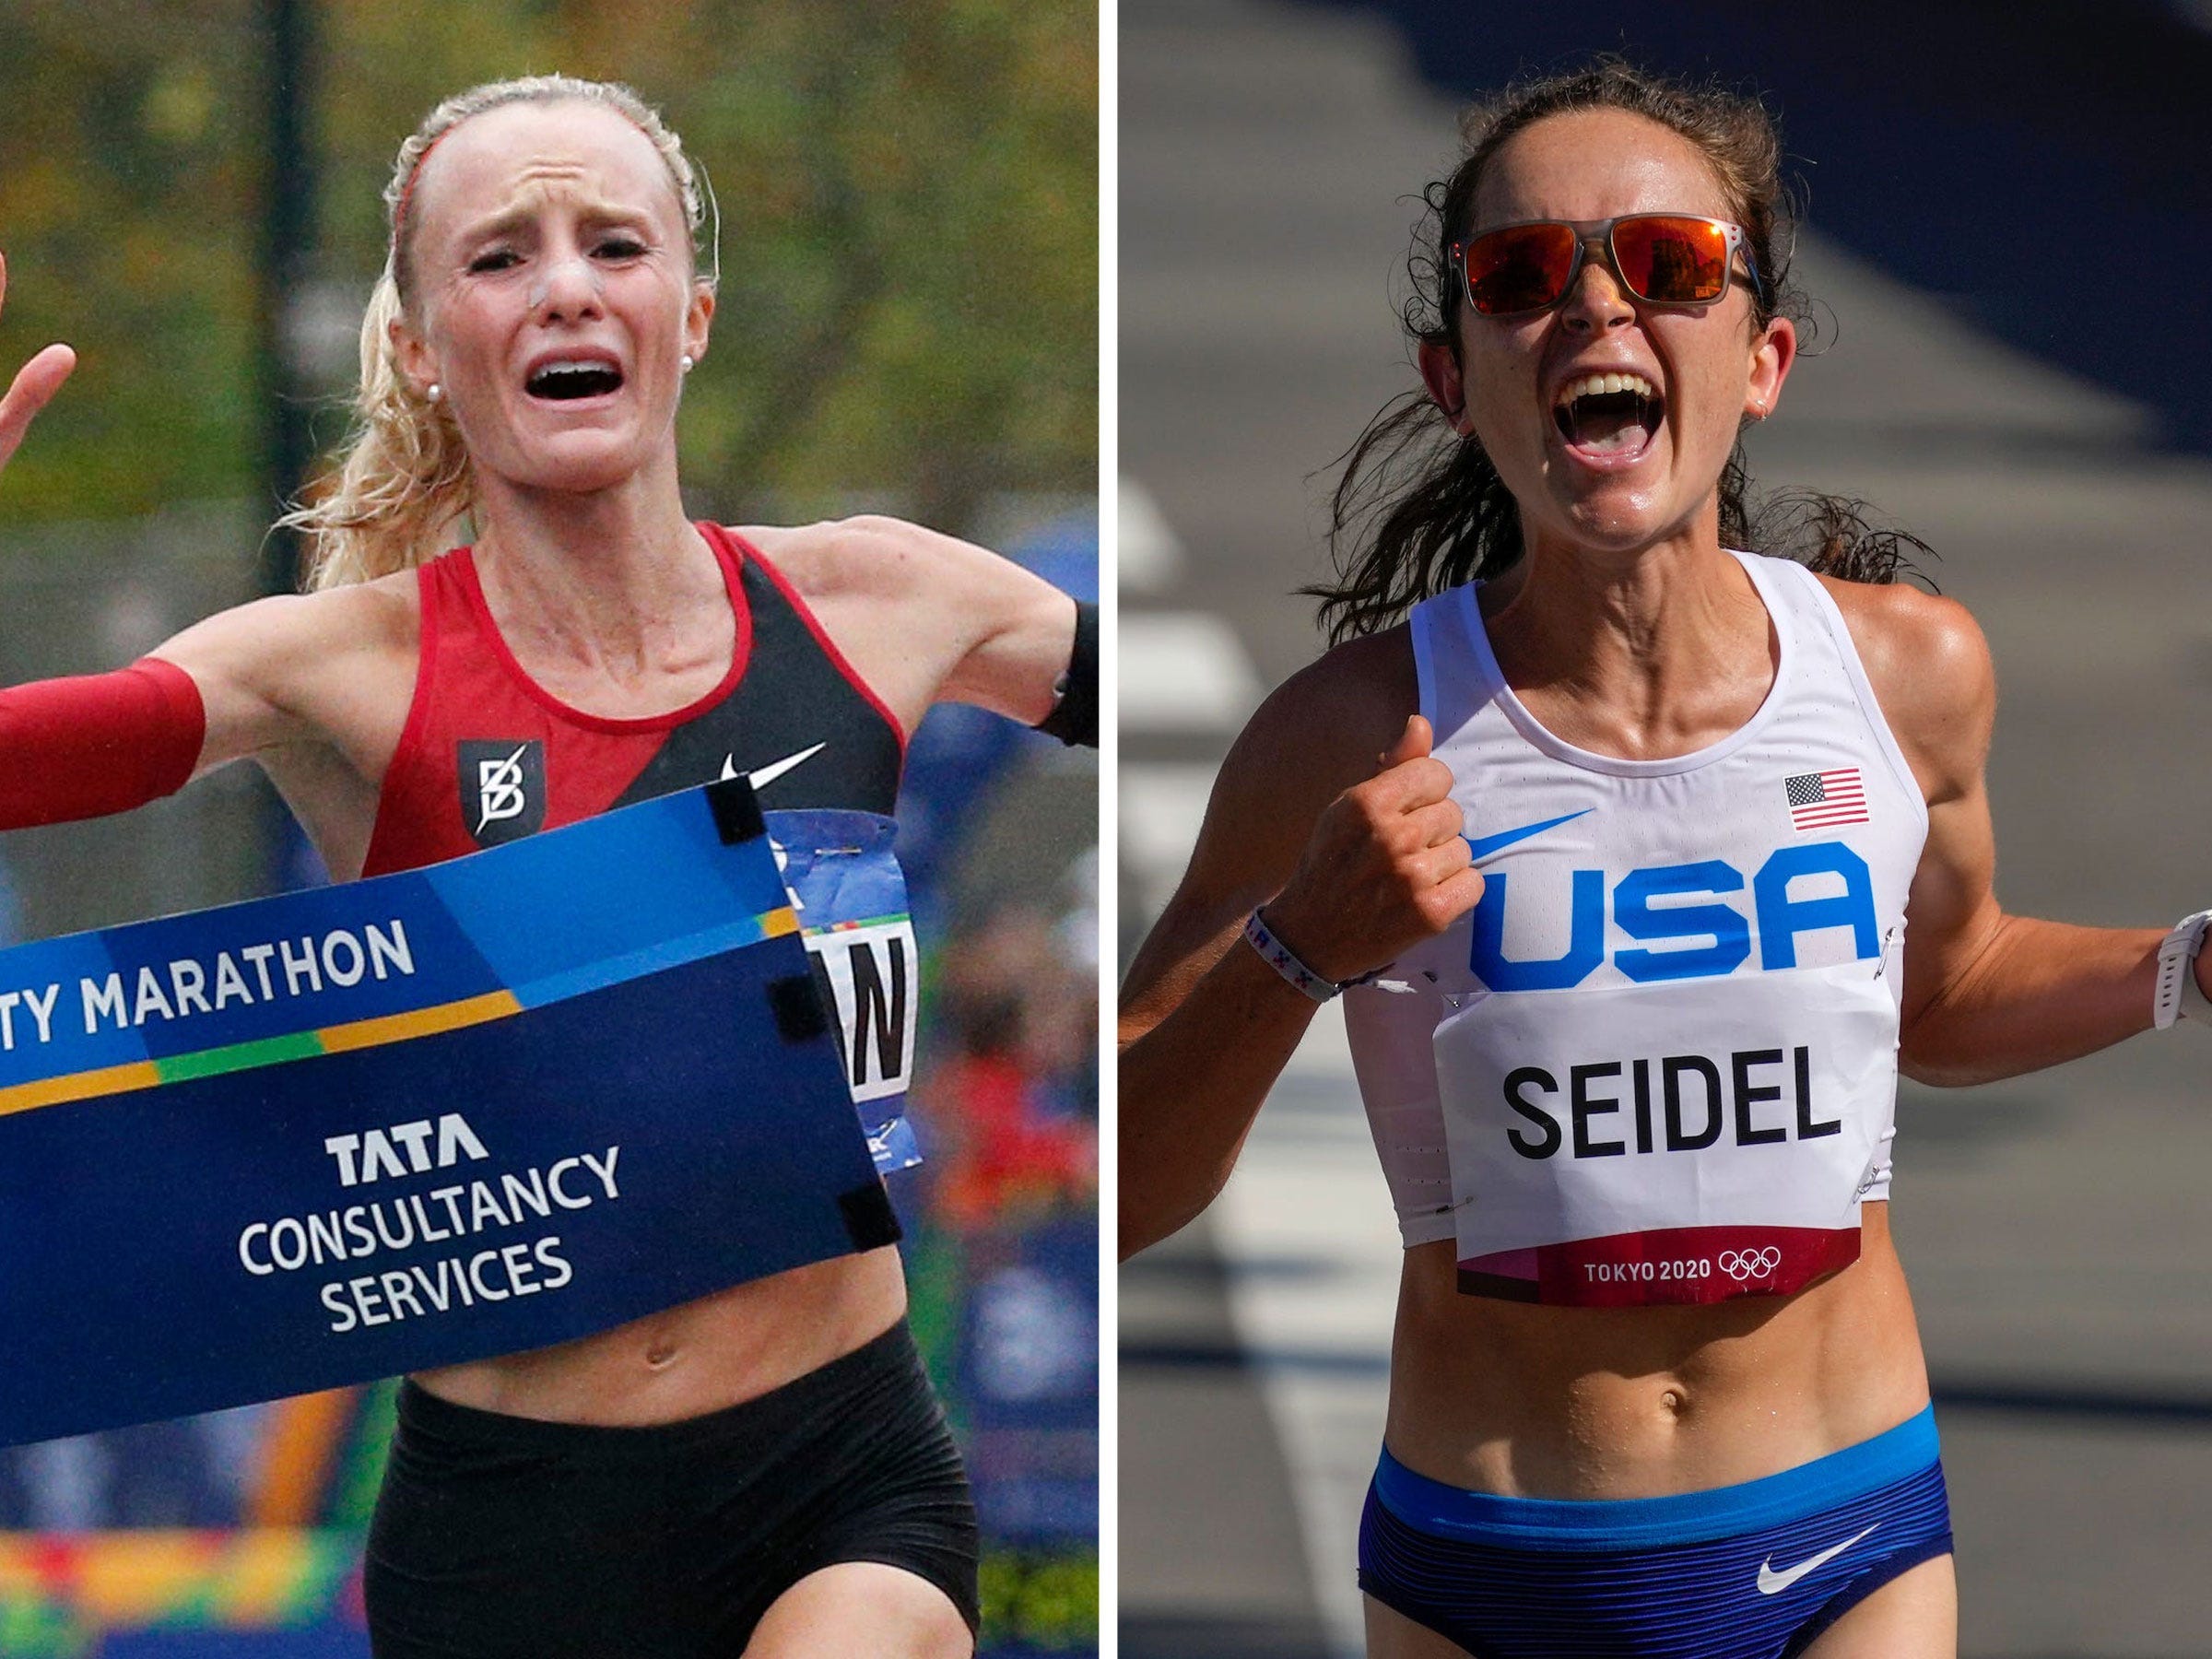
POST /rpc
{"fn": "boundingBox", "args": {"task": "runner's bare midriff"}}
[409,1244,908,1425]
[1384,1201,1929,1501]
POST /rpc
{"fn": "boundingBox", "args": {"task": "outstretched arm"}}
[863,515,1088,735]
[1836,580,2202,1083]
[759,515,1088,740]
[918,527,1086,735]
[1119,632,1483,1257]
[0,256,408,832]
[0,260,212,826]
[0,588,406,834]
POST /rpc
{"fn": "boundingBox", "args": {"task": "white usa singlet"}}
[1344,551,1928,1307]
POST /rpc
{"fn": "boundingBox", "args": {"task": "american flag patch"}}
[1784,769,1869,830]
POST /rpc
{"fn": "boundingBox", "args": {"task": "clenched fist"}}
[1258,714,1486,986]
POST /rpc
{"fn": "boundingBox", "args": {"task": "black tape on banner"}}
[707,774,768,845]
[839,1182,903,1250]
[770,973,832,1042]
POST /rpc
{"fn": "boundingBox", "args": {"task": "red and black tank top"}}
[361,523,906,878]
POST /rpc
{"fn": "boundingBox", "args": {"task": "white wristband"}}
[2152,909,2212,1030]
[1242,907,1340,1003]
[1241,908,1388,1003]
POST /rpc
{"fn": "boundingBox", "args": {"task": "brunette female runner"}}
[0,76,1093,1659]
[1120,62,2206,1659]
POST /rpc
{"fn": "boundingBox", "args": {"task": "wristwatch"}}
[2153,909,2212,1030]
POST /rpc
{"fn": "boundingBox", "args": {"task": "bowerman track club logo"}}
[459,740,547,846]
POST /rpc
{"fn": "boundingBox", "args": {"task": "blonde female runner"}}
[0,75,1095,1659]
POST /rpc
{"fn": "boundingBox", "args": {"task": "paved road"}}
[1118,3,2212,1655]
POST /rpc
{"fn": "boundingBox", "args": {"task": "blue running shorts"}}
[1358,1406,1952,1658]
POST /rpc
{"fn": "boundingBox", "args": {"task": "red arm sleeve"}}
[0,657,206,829]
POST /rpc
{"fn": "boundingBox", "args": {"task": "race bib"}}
[1436,966,1895,1305]
[770,810,924,1173]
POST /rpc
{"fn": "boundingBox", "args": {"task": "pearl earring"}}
[427,382,442,404]
[680,355,694,373]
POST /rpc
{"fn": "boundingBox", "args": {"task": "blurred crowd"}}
[919,867,1099,1233]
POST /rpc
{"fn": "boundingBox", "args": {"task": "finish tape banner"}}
[0,779,893,1448]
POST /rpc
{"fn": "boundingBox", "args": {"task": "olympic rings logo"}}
[1718,1247,1782,1281]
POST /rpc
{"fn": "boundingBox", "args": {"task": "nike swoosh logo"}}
[720,742,827,790]
[1757,1523,1879,1595]
[1464,808,1593,862]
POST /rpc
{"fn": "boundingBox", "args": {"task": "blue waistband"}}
[1371,1405,1939,1551]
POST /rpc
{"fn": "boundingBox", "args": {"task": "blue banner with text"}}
[0,781,890,1448]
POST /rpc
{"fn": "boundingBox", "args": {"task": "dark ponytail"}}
[1306,59,1929,646]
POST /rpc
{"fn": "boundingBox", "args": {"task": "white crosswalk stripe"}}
[1118,477,1187,595]
[1119,611,1263,732]
[1118,763,1217,916]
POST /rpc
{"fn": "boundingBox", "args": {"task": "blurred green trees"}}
[0,0,1096,535]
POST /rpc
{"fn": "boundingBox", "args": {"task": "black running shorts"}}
[363,1320,979,1656]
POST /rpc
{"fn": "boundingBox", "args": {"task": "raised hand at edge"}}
[0,253,77,475]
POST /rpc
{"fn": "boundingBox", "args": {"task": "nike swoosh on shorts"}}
[1756,1522,1880,1595]
[1464,807,1594,862]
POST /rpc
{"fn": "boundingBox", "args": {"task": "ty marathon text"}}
[0,921,416,1047]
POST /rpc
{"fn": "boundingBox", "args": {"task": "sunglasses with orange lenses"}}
[1448,215,1762,317]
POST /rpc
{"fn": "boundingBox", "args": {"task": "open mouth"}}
[1552,371,1661,456]
[525,359,625,401]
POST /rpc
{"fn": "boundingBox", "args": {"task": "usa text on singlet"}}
[1344,552,1927,1306]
